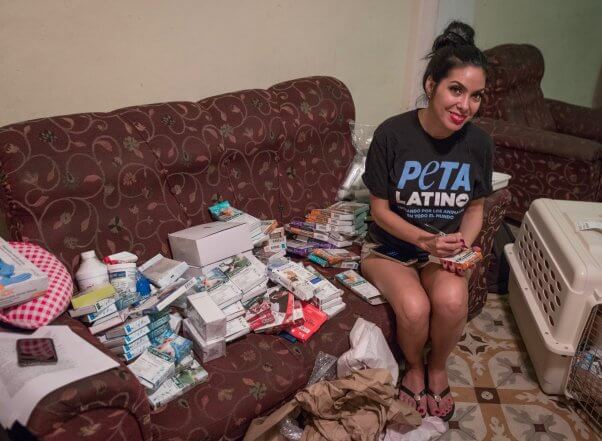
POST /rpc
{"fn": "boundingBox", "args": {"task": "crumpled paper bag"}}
[243,368,421,441]
[337,318,399,386]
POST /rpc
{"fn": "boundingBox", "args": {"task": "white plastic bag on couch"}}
[337,317,399,385]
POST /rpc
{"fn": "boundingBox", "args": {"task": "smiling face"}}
[423,65,486,137]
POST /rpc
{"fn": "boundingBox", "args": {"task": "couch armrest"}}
[27,314,151,441]
[467,187,512,319]
[545,98,602,144]
[474,117,602,161]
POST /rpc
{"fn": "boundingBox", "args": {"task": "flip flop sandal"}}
[426,386,455,421]
[399,384,427,417]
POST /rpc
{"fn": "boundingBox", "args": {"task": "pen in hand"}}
[422,223,446,237]
[423,222,467,250]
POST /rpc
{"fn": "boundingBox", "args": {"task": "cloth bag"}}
[337,318,399,386]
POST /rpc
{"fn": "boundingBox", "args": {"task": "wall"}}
[0,0,413,128]
[474,0,602,107]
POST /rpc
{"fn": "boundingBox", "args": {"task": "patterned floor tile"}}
[432,293,602,440]
[501,404,575,440]
[488,351,538,390]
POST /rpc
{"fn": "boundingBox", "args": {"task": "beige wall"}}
[0,0,413,128]
[474,0,602,107]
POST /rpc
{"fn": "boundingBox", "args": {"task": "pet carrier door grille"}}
[566,305,602,434]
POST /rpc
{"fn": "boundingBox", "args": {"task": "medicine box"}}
[187,292,227,341]
[183,318,226,363]
[0,238,48,308]
[169,222,253,267]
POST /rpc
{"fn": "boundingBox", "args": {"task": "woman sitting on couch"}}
[360,21,492,421]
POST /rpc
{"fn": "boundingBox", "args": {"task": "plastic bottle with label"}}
[75,250,110,291]
[104,251,139,310]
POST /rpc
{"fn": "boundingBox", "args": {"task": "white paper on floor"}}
[381,416,447,441]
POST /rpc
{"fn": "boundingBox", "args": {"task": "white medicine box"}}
[168,222,252,268]
[0,238,48,308]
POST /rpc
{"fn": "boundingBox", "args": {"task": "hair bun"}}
[432,21,475,52]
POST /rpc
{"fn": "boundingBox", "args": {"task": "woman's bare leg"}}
[361,256,431,415]
[419,263,469,417]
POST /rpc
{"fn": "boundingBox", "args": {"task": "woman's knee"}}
[431,285,468,319]
[393,294,431,325]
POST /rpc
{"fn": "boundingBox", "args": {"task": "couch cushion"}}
[0,111,189,273]
[482,44,556,131]
[269,77,356,222]
[0,242,73,329]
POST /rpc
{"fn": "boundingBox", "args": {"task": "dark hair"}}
[422,21,488,96]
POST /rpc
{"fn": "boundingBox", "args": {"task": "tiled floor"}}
[437,293,600,440]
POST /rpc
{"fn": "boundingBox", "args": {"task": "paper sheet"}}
[0,325,119,428]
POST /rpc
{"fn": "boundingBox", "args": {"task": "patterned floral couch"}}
[475,43,602,222]
[0,76,510,441]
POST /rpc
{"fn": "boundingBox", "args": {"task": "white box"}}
[187,292,226,341]
[505,199,602,395]
[169,222,253,267]
[183,318,226,363]
[138,254,189,288]
[0,238,48,308]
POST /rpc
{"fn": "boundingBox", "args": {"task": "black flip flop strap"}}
[427,386,451,402]
[399,384,426,403]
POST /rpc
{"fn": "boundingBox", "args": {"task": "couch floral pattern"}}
[28,314,152,441]
[269,77,356,222]
[476,44,602,222]
[0,76,511,441]
[476,117,601,221]
[0,111,189,273]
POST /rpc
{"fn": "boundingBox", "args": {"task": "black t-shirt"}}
[362,109,493,252]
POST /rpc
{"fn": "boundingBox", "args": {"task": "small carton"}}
[138,254,189,288]
[168,222,253,267]
[0,238,48,309]
[187,292,227,341]
[225,316,250,342]
[147,359,209,409]
[128,347,176,391]
[183,318,226,363]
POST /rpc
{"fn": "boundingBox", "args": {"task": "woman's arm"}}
[458,197,484,247]
[370,195,463,257]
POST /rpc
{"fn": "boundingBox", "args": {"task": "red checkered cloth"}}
[0,242,73,329]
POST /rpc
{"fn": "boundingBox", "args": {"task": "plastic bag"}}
[337,121,376,201]
[337,318,399,385]
[278,351,338,440]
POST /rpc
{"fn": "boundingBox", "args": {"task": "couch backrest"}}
[0,110,190,272]
[481,44,556,131]
[0,76,355,273]
[268,77,355,222]
[119,91,285,226]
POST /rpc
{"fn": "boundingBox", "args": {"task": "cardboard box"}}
[168,222,253,267]
[183,318,226,363]
[0,238,48,309]
[187,292,226,341]
[138,254,189,288]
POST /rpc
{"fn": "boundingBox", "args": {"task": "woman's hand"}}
[418,232,464,258]
[442,245,482,276]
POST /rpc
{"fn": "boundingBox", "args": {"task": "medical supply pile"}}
[66,200,384,407]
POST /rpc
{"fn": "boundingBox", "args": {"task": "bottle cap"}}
[81,250,97,259]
